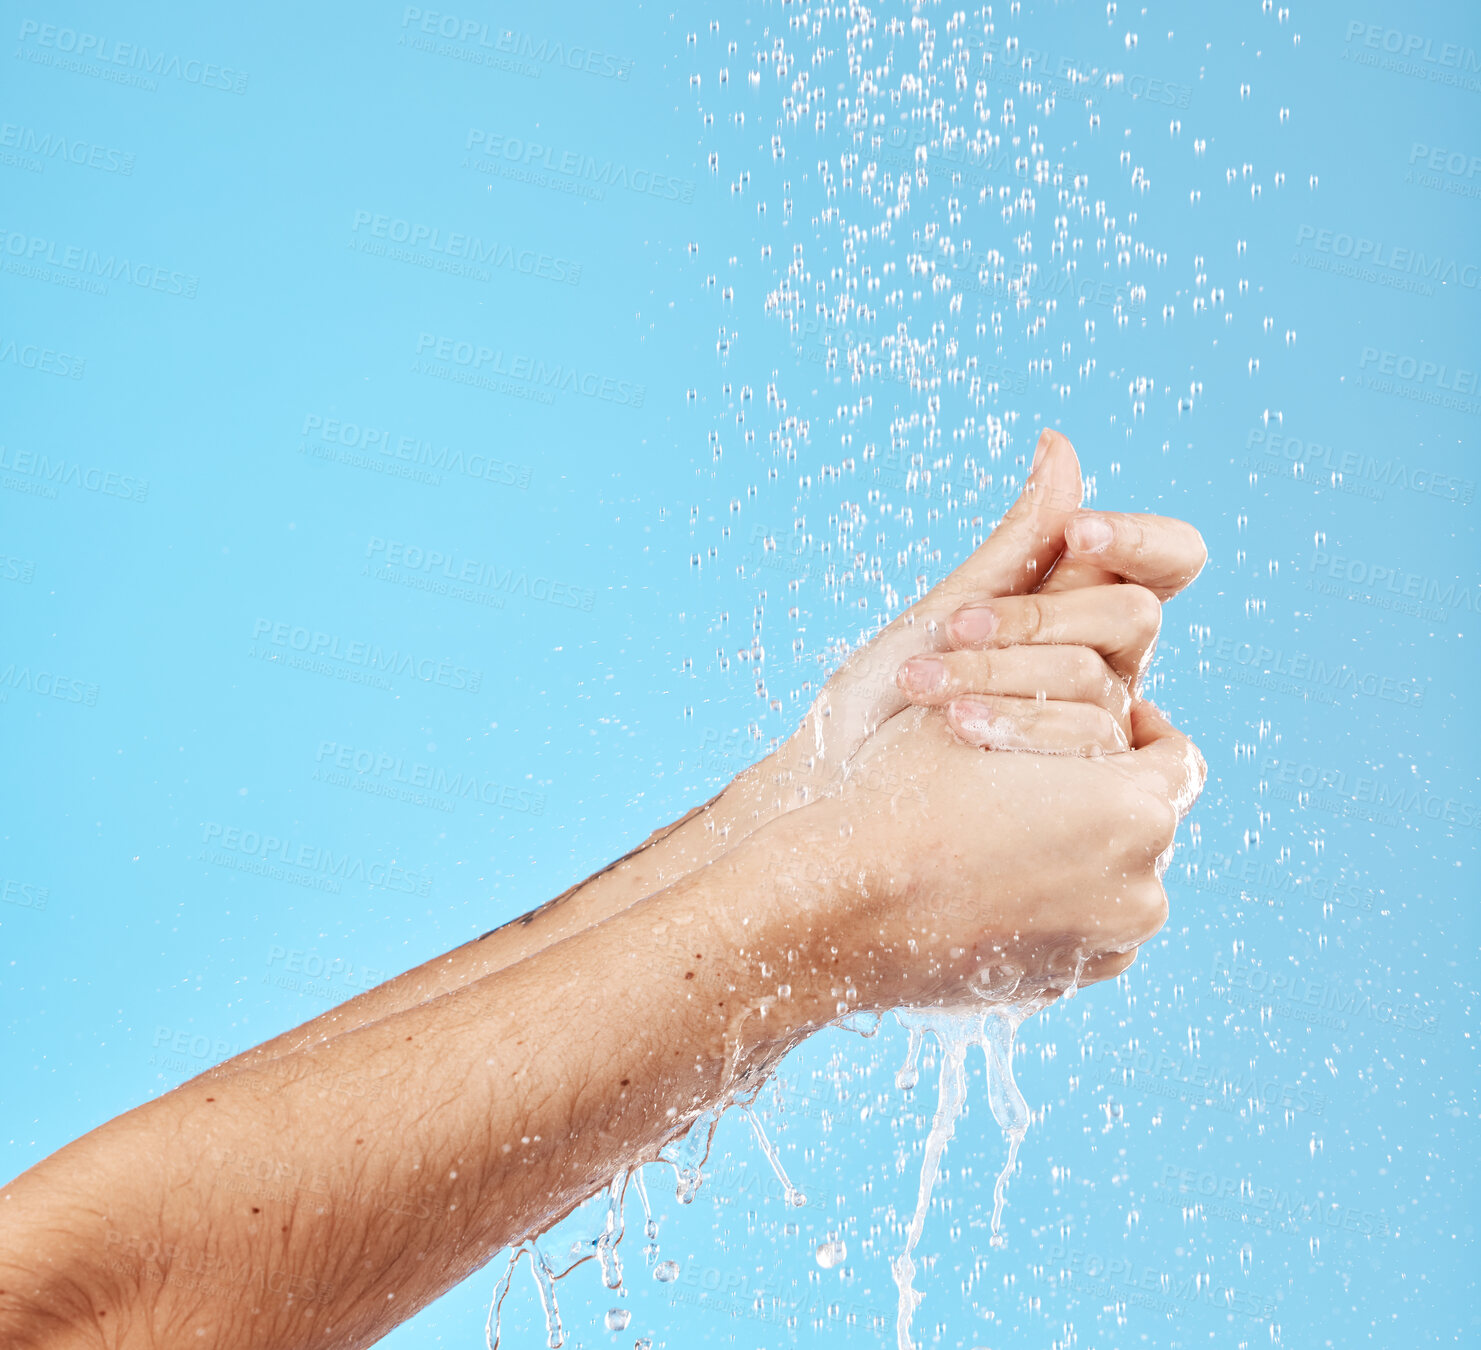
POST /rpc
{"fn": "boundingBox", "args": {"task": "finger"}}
[1061,511,1207,600]
[1038,555,1122,593]
[946,695,1129,756]
[1127,699,1207,818]
[896,646,1131,741]
[911,428,1085,616]
[806,430,1083,747]
[946,584,1162,684]
[1079,948,1139,985]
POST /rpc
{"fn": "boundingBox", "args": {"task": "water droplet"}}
[816,1239,848,1269]
[653,1260,680,1283]
[605,1308,631,1332]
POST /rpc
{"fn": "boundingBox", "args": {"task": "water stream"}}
[485,995,1053,1349]
[888,1004,1033,1350]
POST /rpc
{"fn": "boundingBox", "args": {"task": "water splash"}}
[741,1101,808,1207]
[485,1241,565,1350]
[658,1103,725,1203]
[527,1243,566,1349]
[889,1004,1033,1350]
[484,1248,520,1350]
[632,1166,658,1241]
[981,1007,1032,1246]
[895,1023,925,1090]
[484,993,1041,1350]
[890,1011,978,1350]
[594,1171,628,1290]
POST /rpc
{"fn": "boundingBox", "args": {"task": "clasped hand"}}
[708,429,1208,1026]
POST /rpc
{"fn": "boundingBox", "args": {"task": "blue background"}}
[2,1,1476,1346]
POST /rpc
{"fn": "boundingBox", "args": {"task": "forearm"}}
[0,826,821,1350]
[207,789,731,1071]
[213,746,816,1074]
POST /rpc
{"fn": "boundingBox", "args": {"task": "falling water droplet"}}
[816,1238,848,1268]
[742,1102,808,1207]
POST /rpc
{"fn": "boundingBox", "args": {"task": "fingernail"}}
[950,698,994,740]
[950,605,998,644]
[1067,515,1114,554]
[897,656,946,694]
[1031,429,1054,473]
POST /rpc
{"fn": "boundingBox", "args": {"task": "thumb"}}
[919,428,1084,619]
[805,430,1083,754]
[1128,699,1207,818]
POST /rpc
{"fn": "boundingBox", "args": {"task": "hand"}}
[241,429,1205,1060]
[723,428,1204,814]
[892,583,1163,753]
[884,438,1208,756]
[745,697,1206,1027]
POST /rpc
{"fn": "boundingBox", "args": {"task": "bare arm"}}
[209,431,1205,1070]
[0,828,815,1350]
[0,701,1204,1350]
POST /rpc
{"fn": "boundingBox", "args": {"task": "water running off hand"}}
[890,1004,1032,1350]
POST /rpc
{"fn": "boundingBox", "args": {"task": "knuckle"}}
[1130,882,1170,941]
[1069,647,1106,697]
[1087,706,1125,753]
[1124,583,1163,638]
[951,649,990,692]
[1187,736,1209,793]
[1187,526,1209,576]
[1145,794,1181,853]
[1017,595,1047,644]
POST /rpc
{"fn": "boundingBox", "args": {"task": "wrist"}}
[685,805,877,1056]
